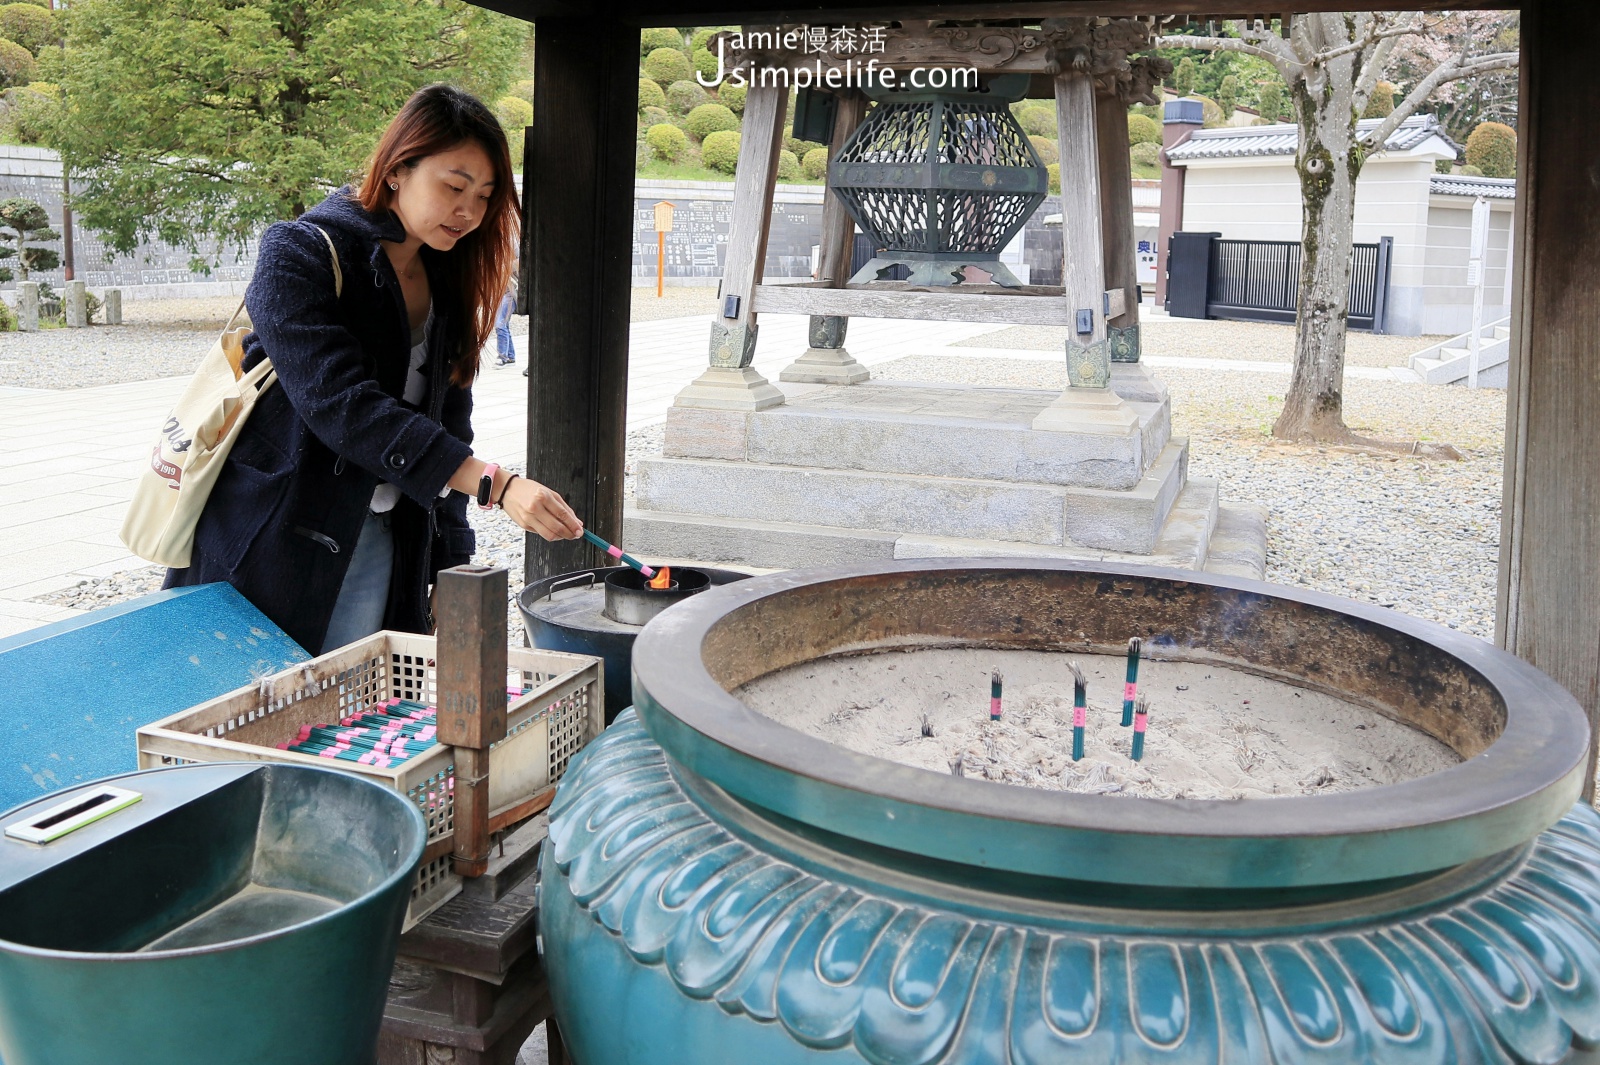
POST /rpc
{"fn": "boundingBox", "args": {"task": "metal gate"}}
[1168,234,1394,333]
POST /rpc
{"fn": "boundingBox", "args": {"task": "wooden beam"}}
[1497,0,1600,802]
[1053,68,1109,387]
[525,18,638,582]
[754,282,1126,325]
[1096,87,1141,338]
[435,565,509,877]
[817,89,868,288]
[709,80,787,366]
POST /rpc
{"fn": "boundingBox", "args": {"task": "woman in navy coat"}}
[166,86,581,654]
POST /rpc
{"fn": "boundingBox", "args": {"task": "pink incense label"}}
[989,697,1002,717]
[1134,716,1148,733]
[606,544,623,559]
[1073,706,1087,728]
[640,565,656,577]
[1124,682,1137,701]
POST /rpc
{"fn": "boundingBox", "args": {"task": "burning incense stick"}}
[581,529,656,578]
[1070,662,1087,761]
[1131,695,1150,762]
[990,670,1003,721]
[1122,637,1142,727]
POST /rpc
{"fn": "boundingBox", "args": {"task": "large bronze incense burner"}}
[540,560,1600,1064]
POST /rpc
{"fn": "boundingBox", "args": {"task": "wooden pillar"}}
[434,566,508,878]
[1096,87,1141,363]
[1032,70,1136,434]
[781,88,870,385]
[1155,102,1201,310]
[673,80,787,410]
[1497,0,1600,801]
[525,19,638,582]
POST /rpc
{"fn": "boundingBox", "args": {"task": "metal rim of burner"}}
[602,566,711,627]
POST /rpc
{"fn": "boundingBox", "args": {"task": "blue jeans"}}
[321,510,394,654]
[494,292,516,363]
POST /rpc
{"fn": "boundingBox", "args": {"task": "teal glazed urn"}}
[538,560,1600,1064]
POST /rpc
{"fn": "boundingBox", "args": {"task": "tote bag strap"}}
[222,222,343,335]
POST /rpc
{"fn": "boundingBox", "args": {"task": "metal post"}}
[1468,198,1491,389]
[434,565,509,878]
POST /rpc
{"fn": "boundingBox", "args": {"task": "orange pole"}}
[656,231,665,298]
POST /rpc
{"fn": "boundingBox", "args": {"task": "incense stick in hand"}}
[581,529,655,578]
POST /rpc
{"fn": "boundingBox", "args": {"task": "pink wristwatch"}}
[475,463,500,510]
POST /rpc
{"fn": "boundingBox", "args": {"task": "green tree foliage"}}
[5,79,54,144]
[1046,162,1060,194]
[1459,164,1484,177]
[1217,74,1239,118]
[665,79,705,114]
[776,148,799,181]
[510,78,535,105]
[643,47,691,88]
[684,102,737,141]
[48,0,527,261]
[691,27,734,53]
[1465,121,1516,178]
[1362,81,1395,119]
[1256,81,1286,123]
[701,129,739,173]
[639,27,683,56]
[0,294,15,331]
[0,4,53,55]
[0,38,33,86]
[1172,57,1197,97]
[640,105,669,128]
[1027,135,1058,165]
[1130,142,1161,168]
[494,96,531,171]
[691,48,719,84]
[717,80,745,114]
[801,146,827,180]
[638,77,665,112]
[645,122,687,162]
[1126,113,1160,146]
[1016,105,1056,138]
[0,196,59,281]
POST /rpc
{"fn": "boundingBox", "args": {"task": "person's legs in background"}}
[494,291,516,366]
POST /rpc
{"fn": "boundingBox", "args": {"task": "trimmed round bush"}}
[684,102,738,141]
[643,47,692,88]
[495,95,532,131]
[692,48,720,84]
[1362,81,1395,119]
[0,4,51,54]
[1131,142,1161,168]
[646,122,688,162]
[4,80,52,143]
[0,37,32,87]
[1460,164,1485,177]
[1027,135,1058,165]
[1018,106,1056,138]
[784,135,822,158]
[1127,113,1160,147]
[638,77,665,112]
[717,80,746,114]
[802,146,828,180]
[702,129,741,173]
[1046,162,1060,195]
[777,149,800,181]
[641,105,670,127]
[639,27,683,57]
[665,79,706,114]
[692,27,734,52]
[1465,121,1517,179]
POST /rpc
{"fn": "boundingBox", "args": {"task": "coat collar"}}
[301,186,408,248]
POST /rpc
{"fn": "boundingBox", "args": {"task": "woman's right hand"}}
[500,476,583,541]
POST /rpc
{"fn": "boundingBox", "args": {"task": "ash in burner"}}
[735,648,1462,800]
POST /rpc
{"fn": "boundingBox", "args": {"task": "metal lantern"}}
[829,73,1048,288]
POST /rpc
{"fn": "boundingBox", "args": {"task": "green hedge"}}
[802,146,828,180]
[638,77,665,112]
[717,81,746,114]
[646,123,688,162]
[1027,135,1058,165]
[702,129,740,173]
[1046,162,1060,194]
[692,48,719,84]
[684,102,738,141]
[1465,121,1516,179]
[665,79,706,115]
[1127,113,1160,147]
[640,105,670,128]
[0,37,32,87]
[642,47,692,88]
[0,4,51,55]
[1131,142,1161,167]
[639,27,683,57]
[1017,106,1056,138]
[777,149,800,181]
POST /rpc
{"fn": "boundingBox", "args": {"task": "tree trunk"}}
[1274,62,1362,442]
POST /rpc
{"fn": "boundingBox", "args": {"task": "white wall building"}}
[1165,116,1515,336]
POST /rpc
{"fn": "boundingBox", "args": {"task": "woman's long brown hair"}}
[356,84,519,386]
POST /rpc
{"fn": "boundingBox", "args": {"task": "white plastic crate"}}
[137,632,603,928]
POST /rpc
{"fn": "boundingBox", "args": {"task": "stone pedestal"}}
[672,366,784,411]
[104,288,122,325]
[17,281,38,332]
[65,280,86,327]
[1030,382,1141,435]
[779,315,870,384]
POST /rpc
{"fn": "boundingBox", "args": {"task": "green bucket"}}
[0,762,425,1065]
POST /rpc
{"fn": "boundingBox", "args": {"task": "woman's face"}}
[388,141,497,251]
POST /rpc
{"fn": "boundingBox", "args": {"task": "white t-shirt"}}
[371,309,447,513]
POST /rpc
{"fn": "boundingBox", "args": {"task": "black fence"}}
[1167,233,1394,333]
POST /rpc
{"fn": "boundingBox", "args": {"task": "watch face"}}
[477,475,493,507]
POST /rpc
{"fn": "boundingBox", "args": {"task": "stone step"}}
[1202,504,1268,580]
[634,440,1189,554]
[1411,337,1511,385]
[624,477,1224,574]
[664,379,1169,491]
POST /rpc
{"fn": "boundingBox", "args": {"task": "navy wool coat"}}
[165,188,478,653]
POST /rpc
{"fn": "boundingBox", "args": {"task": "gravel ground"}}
[876,353,1505,639]
[958,316,1449,369]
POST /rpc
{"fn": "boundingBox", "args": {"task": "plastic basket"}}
[136,632,603,928]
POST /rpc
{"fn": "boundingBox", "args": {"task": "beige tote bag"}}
[120,226,342,568]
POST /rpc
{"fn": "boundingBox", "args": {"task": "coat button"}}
[388,453,406,469]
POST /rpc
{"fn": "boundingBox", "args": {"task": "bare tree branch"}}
[1320,18,1425,63]
[1361,50,1518,150]
[1154,33,1292,70]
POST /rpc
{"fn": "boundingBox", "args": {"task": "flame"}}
[648,565,671,590]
